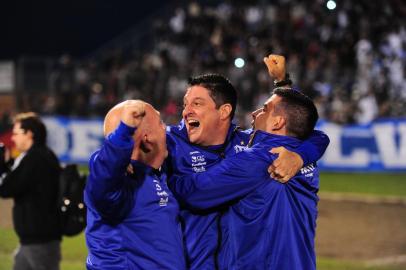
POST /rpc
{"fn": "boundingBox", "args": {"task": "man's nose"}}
[183,104,192,115]
[252,109,260,118]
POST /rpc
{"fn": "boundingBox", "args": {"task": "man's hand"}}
[121,100,146,128]
[263,54,286,82]
[268,147,303,183]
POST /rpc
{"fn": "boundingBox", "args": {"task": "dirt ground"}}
[0,199,13,229]
[1,195,406,264]
[316,196,406,263]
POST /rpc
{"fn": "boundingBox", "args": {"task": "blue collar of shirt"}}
[250,130,302,148]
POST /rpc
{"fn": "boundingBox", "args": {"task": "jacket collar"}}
[249,130,302,148]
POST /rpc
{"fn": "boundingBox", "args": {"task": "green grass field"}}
[0,228,87,270]
[320,172,406,197]
[0,226,403,270]
[0,172,405,270]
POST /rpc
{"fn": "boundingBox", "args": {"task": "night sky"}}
[1,0,167,59]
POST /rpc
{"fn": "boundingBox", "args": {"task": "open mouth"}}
[187,119,200,128]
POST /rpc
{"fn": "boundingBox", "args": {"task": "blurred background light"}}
[327,0,337,10]
[234,58,245,68]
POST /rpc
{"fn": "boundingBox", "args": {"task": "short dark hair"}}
[13,112,47,146]
[188,74,237,120]
[272,88,319,140]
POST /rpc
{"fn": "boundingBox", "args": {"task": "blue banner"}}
[43,116,104,164]
[317,120,406,172]
[44,117,406,172]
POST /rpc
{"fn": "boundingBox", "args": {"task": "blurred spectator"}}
[355,90,379,124]
[0,112,61,270]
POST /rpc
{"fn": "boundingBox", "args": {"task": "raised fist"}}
[263,54,286,82]
[121,100,146,128]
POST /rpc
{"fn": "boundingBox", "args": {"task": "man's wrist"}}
[274,73,292,87]
[107,121,137,148]
[117,121,137,136]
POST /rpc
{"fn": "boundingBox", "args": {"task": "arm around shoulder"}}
[170,148,274,210]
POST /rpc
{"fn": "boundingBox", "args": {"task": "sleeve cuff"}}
[107,121,137,148]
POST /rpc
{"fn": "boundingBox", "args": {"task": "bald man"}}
[84,100,185,270]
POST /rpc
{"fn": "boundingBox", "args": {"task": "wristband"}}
[274,73,292,87]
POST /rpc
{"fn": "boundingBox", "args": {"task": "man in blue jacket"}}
[85,100,185,269]
[166,55,329,269]
[170,88,322,269]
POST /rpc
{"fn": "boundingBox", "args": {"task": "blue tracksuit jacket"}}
[166,121,329,269]
[85,122,185,270]
[171,130,320,270]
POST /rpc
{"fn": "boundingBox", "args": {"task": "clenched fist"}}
[263,54,286,82]
[121,100,146,128]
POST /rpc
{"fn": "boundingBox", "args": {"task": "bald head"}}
[103,100,167,168]
[103,100,146,137]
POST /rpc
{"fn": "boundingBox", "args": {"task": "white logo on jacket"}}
[190,151,207,173]
[300,163,316,177]
[234,145,248,153]
[153,179,168,206]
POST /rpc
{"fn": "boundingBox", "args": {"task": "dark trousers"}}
[13,240,61,270]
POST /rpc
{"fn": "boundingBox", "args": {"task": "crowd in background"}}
[9,0,406,128]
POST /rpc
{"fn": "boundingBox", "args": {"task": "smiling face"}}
[251,94,285,135]
[182,85,226,146]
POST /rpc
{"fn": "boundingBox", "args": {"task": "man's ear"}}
[219,104,232,120]
[272,116,286,131]
[141,133,154,152]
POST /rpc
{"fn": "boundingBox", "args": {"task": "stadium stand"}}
[8,0,406,127]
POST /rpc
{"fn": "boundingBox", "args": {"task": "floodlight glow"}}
[327,0,336,10]
[234,58,245,68]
